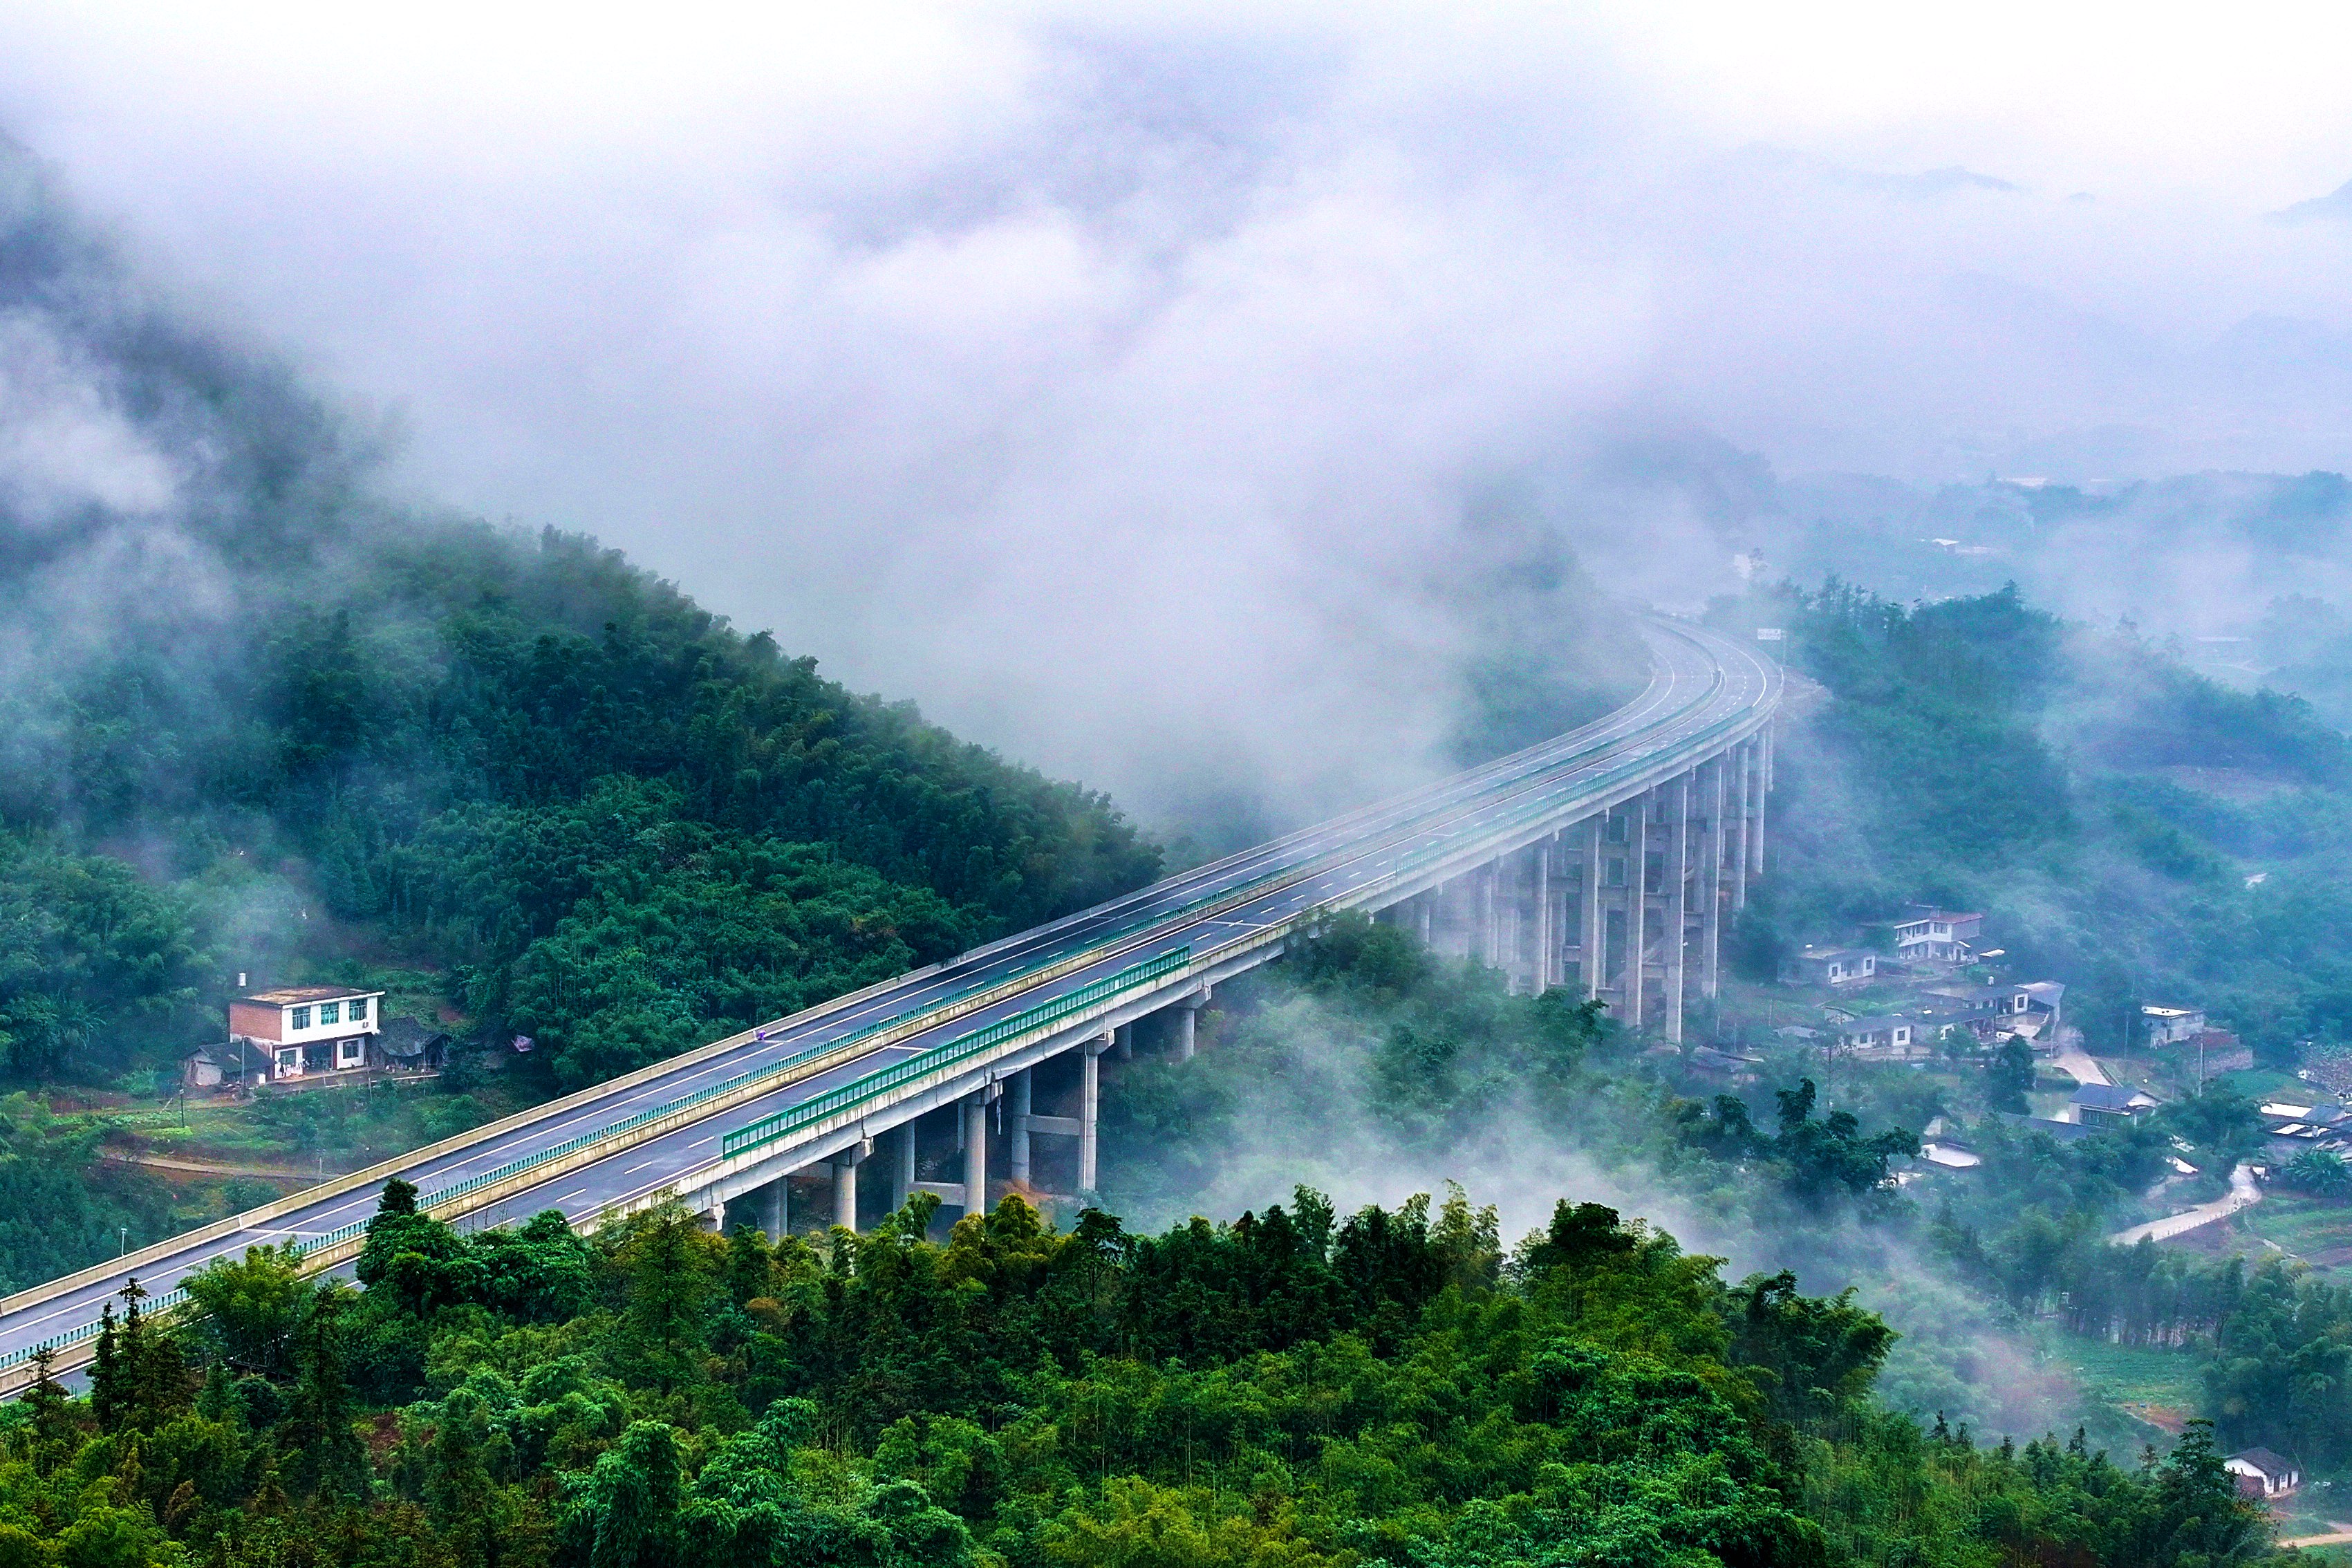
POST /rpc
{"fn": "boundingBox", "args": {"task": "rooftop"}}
[239,985,384,1006]
[2073,1083,2152,1112]
[1923,983,2024,1005]
[2140,1005,2199,1020]
[1999,1112,2093,1144]
[2228,1447,2296,1477]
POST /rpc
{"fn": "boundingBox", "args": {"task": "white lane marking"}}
[558,1190,589,1203]
[624,1161,656,1173]
[687,1137,714,1149]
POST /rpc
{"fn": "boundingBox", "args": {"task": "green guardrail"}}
[724,946,1193,1160]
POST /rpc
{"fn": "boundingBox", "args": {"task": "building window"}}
[290,1006,310,1030]
[348,996,368,1021]
[319,1002,340,1025]
[337,1038,365,1068]
[275,1048,299,1076]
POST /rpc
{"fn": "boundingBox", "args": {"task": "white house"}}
[1780,946,1878,987]
[2140,1005,2208,1046]
[229,986,386,1081]
[1890,906,1982,965]
[2225,1448,2301,1499]
[1836,1014,1919,1057]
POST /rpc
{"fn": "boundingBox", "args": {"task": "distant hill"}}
[0,142,1160,1094]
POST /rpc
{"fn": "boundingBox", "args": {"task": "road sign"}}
[1755,627,1784,642]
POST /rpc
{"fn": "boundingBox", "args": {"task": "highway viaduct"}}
[0,615,1777,1393]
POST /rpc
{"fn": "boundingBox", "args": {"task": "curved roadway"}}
[0,615,1775,1375]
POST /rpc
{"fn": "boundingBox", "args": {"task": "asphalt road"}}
[0,615,1776,1372]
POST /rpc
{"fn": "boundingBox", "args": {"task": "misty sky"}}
[4,4,2352,827]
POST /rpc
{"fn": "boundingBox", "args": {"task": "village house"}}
[2259,1097,2350,1156]
[1999,1111,2093,1144]
[1887,906,1983,967]
[1833,1014,1919,1058]
[375,1016,453,1074]
[2164,1027,2253,1080]
[228,985,386,1082]
[1917,982,2035,1040]
[2071,1083,2159,1123]
[2140,1005,2208,1046]
[2018,981,2066,1043]
[180,1045,226,1092]
[2224,1448,2302,1500]
[1780,946,1877,987]
[1686,1045,1765,1084]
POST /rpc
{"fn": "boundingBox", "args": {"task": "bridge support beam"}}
[1751,731,1769,878]
[1703,756,1725,1001]
[1079,1032,1109,1193]
[834,1146,862,1233]
[756,1176,785,1240]
[1172,991,1206,1063]
[1008,1068,1033,1184]
[1533,838,1553,994]
[893,1122,916,1212]
[1732,740,1751,910]
[1583,815,1605,1001]
[962,1092,991,1219]
[1665,772,1690,1043]
[1626,796,1648,1031]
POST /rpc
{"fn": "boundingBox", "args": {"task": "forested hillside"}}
[0,146,1159,1101]
[1715,581,2352,1059]
[0,1179,2281,1568]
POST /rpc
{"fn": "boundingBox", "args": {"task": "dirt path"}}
[2111,1164,2261,1244]
[2280,1522,2352,1548]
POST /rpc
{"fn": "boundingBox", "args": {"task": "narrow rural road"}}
[2053,1038,2111,1088]
[2280,1523,2352,1548]
[2111,1164,2261,1244]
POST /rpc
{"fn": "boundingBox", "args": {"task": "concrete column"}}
[1626,796,1649,1030]
[1174,993,1204,1062]
[1751,731,1769,877]
[757,1176,785,1240]
[1008,1068,1033,1185]
[1415,893,1432,943]
[1115,1023,1134,1061]
[1583,814,1605,1001]
[833,1149,861,1233]
[1477,864,1497,967]
[1704,757,1725,1000]
[1079,1033,1108,1193]
[1732,740,1751,910]
[1665,772,1690,1044]
[703,1192,727,1232]
[1533,839,1553,995]
[962,1095,989,1218]
[1497,855,1518,990]
[894,1122,916,1210]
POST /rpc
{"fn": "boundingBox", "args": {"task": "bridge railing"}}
[722,946,1193,1161]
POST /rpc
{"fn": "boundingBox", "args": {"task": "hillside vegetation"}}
[0,1182,2283,1568]
[1716,581,2352,1058]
